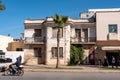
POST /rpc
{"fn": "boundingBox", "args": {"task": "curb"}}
[24,69,120,73]
[23,65,120,73]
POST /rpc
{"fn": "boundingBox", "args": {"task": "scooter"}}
[5,65,24,76]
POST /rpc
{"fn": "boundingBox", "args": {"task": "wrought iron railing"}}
[24,37,45,44]
[71,37,96,43]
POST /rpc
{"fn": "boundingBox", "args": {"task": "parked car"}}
[0,58,12,72]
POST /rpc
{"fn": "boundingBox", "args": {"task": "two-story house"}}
[24,8,120,66]
[24,16,96,65]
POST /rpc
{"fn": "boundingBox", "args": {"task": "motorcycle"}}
[5,65,24,76]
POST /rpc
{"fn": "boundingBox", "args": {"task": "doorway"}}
[34,47,45,64]
[106,52,120,65]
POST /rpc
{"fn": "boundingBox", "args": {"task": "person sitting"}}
[9,57,21,74]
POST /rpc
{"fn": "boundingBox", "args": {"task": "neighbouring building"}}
[95,9,120,65]
[6,39,24,63]
[0,35,13,52]
[24,8,120,66]
[5,39,24,63]
[7,40,24,51]
[0,35,24,63]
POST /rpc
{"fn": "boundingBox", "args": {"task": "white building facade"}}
[24,17,96,65]
[24,8,120,65]
[0,35,13,52]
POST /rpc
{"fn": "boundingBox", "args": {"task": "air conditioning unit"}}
[108,33,118,40]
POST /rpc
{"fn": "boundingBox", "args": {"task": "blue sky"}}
[0,0,120,38]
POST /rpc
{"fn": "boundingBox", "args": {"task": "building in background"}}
[24,8,120,66]
[24,13,96,65]
[0,35,24,63]
[0,35,13,52]
[95,9,120,65]
[7,40,24,51]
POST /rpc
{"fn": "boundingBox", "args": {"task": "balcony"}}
[71,37,96,44]
[24,37,45,44]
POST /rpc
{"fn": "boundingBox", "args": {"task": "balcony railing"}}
[24,37,45,44]
[71,37,96,44]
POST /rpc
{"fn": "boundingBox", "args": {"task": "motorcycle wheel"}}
[5,69,13,76]
[17,69,24,76]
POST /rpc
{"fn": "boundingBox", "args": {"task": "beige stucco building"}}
[24,17,96,65]
[24,8,120,66]
[95,10,120,65]
[7,41,24,51]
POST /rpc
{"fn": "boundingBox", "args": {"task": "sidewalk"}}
[24,65,120,73]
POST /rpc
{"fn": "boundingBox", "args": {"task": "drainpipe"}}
[88,28,90,42]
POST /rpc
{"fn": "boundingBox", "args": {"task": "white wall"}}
[46,25,71,65]
[0,35,13,52]
[5,51,24,63]
[24,29,34,37]
[96,12,120,41]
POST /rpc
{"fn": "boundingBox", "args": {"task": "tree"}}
[69,45,84,65]
[53,14,68,68]
[0,0,5,11]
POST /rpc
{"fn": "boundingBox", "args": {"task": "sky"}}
[0,0,120,38]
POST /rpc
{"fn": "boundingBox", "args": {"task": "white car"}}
[0,58,12,72]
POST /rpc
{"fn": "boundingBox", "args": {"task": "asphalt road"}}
[0,72,120,80]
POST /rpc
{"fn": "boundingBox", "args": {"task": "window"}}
[75,29,81,38]
[86,14,89,18]
[52,47,63,58]
[34,29,42,37]
[109,24,117,33]
[52,28,63,38]
[16,48,23,51]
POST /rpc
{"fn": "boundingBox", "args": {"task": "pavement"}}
[24,65,120,73]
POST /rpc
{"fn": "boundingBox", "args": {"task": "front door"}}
[34,47,44,64]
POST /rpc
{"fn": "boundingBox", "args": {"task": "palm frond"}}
[0,0,5,10]
[53,14,68,28]
[62,16,68,23]
[0,5,5,10]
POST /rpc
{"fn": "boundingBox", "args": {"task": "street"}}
[0,71,120,80]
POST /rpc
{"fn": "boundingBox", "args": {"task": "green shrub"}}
[69,45,84,65]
